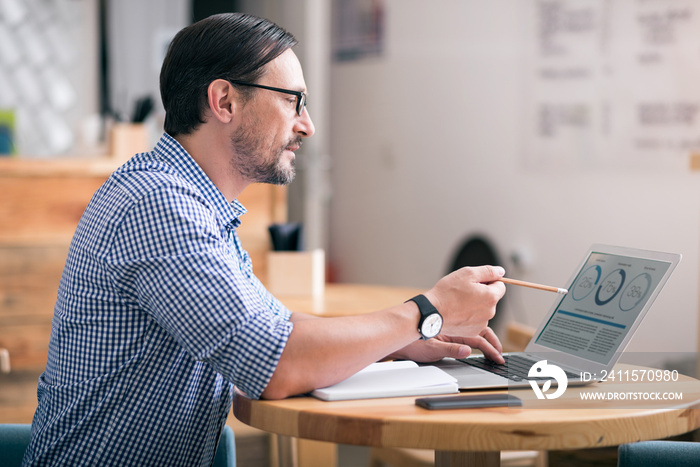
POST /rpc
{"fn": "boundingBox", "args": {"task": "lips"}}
[285,137,303,153]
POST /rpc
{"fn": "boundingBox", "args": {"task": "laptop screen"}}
[534,250,672,365]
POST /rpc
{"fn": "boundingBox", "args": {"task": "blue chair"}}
[214,425,237,467]
[618,440,699,467]
[0,424,31,466]
[0,423,236,466]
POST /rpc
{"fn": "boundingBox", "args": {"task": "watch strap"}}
[407,294,438,319]
[407,294,441,339]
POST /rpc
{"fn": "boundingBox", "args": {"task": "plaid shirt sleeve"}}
[107,179,292,399]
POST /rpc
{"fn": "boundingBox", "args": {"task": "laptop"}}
[432,244,681,390]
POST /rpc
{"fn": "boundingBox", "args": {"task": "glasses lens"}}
[297,93,306,116]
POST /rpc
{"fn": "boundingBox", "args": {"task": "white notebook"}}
[311,360,458,401]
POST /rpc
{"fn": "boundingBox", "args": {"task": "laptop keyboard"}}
[458,354,580,382]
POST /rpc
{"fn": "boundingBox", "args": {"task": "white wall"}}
[328,0,700,356]
[107,0,189,121]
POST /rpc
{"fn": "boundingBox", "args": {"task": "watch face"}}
[421,313,443,338]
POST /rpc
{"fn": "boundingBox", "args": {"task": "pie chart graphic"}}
[595,268,626,306]
[619,273,652,311]
[571,265,601,301]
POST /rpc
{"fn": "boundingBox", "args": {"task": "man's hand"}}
[388,326,505,364]
[424,265,506,338]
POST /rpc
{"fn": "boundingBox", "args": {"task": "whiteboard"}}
[522,0,700,170]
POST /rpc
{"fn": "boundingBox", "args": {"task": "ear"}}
[207,79,236,124]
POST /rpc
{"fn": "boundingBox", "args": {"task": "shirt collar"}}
[153,133,246,228]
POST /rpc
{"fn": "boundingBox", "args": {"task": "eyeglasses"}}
[228,80,307,116]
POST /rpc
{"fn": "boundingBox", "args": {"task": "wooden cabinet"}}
[0,157,285,371]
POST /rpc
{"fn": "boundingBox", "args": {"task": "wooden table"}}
[234,364,700,467]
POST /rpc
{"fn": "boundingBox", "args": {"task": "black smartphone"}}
[415,393,522,410]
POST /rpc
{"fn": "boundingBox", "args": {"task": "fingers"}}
[411,338,473,362]
[480,326,503,354]
[476,267,507,302]
[479,345,504,364]
[427,264,506,342]
[475,327,504,364]
[398,329,504,364]
[429,339,473,360]
[467,265,506,283]
[445,342,472,360]
[455,327,504,364]
[457,265,507,302]
[390,338,469,363]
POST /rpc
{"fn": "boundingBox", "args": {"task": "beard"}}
[230,125,300,186]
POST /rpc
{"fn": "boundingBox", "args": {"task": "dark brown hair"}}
[160,13,297,136]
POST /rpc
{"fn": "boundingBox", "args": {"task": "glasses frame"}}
[228,80,306,116]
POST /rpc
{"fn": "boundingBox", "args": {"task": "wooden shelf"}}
[0,155,119,178]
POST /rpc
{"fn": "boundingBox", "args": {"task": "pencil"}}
[500,277,568,294]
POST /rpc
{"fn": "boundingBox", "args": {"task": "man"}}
[23,12,506,466]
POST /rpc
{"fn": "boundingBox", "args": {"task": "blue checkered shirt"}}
[23,133,293,466]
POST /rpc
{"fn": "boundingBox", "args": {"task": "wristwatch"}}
[407,294,443,340]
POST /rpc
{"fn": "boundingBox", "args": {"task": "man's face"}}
[230,49,315,185]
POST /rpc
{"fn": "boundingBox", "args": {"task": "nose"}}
[295,107,315,138]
